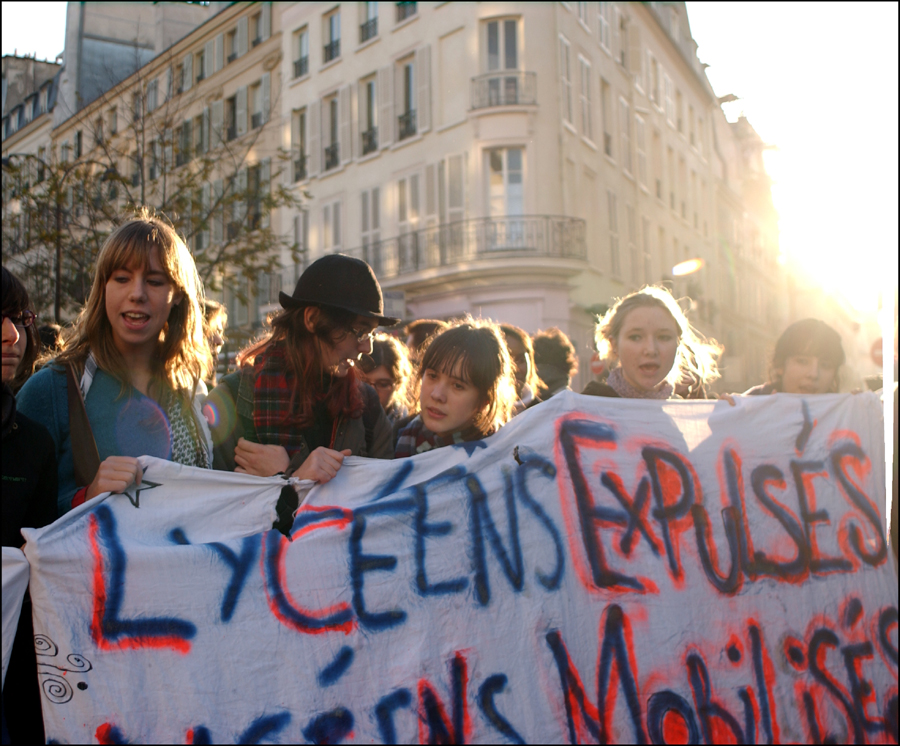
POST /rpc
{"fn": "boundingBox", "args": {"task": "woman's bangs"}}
[424,340,473,384]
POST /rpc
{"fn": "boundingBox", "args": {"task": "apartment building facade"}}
[278,1,784,391]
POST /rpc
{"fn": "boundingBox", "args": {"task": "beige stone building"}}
[4,2,787,393]
[277,1,784,391]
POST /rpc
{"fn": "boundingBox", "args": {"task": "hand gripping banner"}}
[18,391,899,743]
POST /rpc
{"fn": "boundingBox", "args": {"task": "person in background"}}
[359,333,414,424]
[203,299,228,390]
[38,323,65,356]
[204,254,397,483]
[2,267,58,745]
[744,318,845,395]
[500,323,542,413]
[532,327,578,400]
[404,318,448,364]
[583,286,721,399]
[17,209,214,515]
[395,318,517,458]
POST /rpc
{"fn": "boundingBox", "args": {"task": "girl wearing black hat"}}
[203,254,398,482]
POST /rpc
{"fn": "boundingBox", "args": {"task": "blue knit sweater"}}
[17,365,204,515]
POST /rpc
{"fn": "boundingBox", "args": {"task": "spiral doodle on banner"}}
[34,634,58,656]
[64,653,92,673]
[41,674,74,704]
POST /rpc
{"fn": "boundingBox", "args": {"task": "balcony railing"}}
[471,71,537,109]
[324,143,340,170]
[228,51,238,64]
[252,36,262,48]
[324,39,340,63]
[398,110,416,140]
[251,112,263,129]
[396,2,417,22]
[361,127,378,155]
[227,125,238,142]
[294,56,309,78]
[343,215,586,279]
[360,17,378,43]
[293,154,307,182]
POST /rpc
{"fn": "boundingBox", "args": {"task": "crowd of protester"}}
[2,208,895,742]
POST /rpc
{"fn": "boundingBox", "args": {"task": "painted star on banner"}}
[120,479,162,508]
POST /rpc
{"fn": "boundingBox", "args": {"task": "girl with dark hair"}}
[2,267,58,744]
[359,333,414,423]
[395,319,518,458]
[18,208,214,515]
[745,318,845,395]
[204,254,397,483]
[583,286,722,399]
[532,327,578,400]
[500,323,542,412]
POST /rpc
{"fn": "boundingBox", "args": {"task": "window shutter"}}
[205,40,214,78]
[378,66,393,148]
[212,180,223,244]
[261,3,271,41]
[164,128,173,171]
[202,106,210,153]
[630,25,643,89]
[211,100,223,149]
[162,67,171,102]
[447,154,464,223]
[339,84,352,164]
[261,73,270,124]
[308,99,321,176]
[425,163,436,226]
[235,168,247,224]
[201,184,210,248]
[416,45,431,133]
[237,16,249,57]
[215,34,224,73]
[236,86,247,136]
[183,52,193,91]
[261,158,271,228]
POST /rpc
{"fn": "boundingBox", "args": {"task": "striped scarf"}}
[394,414,487,458]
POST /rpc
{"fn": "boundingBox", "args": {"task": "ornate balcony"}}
[361,127,378,155]
[324,143,340,171]
[360,17,378,43]
[294,56,308,78]
[324,39,340,63]
[344,215,586,279]
[471,72,537,109]
[397,110,416,140]
[293,154,307,182]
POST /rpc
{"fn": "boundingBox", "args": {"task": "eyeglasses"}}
[2,310,36,329]
[371,378,396,391]
[345,325,377,344]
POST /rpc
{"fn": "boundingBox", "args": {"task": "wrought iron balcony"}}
[396,2,417,22]
[344,215,586,279]
[324,39,340,63]
[360,17,378,43]
[251,112,263,129]
[228,52,238,64]
[324,143,340,170]
[398,110,416,140]
[471,72,537,109]
[227,125,238,142]
[294,56,308,78]
[361,127,378,155]
[252,36,262,48]
[293,154,307,182]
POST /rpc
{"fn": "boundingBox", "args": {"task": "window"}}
[696,117,704,157]
[294,211,309,273]
[600,78,612,157]
[481,19,521,107]
[323,200,342,251]
[225,95,237,141]
[294,27,309,77]
[577,2,589,28]
[109,107,118,135]
[627,204,638,284]
[39,87,48,114]
[227,28,238,63]
[325,95,340,169]
[132,91,143,121]
[360,77,377,154]
[635,115,647,188]
[194,110,208,155]
[679,156,686,218]
[598,2,611,52]
[608,190,620,277]
[649,54,660,106]
[618,14,628,67]
[361,187,381,263]
[398,175,419,267]
[247,164,263,229]
[250,79,268,129]
[148,139,159,180]
[147,79,159,112]
[667,146,675,209]
[94,117,104,147]
[652,129,662,199]
[579,57,592,140]
[676,89,683,133]
[360,2,378,42]
[75,130,83,159]
[642,216,652,283]
[487,147,524,217]
[691,170,698,229]
[664,73,675,127]
[619,98,632,175]
[251,10,263,46]
[688,104,695,146]
[292,112,309,181]
[324,9,341,62]
[559,36,573,125]
[196,49,206,83]
[396,2,417,23]
[398,58,416,140]
[178,120,192,166]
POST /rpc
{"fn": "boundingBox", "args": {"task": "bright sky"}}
[3,2,898,315]
[685,1,899,314]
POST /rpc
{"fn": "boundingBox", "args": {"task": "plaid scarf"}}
[394,414,488,458]
[606,366,674,400]
[253,341,333,459]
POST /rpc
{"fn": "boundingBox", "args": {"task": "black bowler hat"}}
[279,253,400,326]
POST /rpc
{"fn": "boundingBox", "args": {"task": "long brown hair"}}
[55,208,211,395]
[236,304,365,427]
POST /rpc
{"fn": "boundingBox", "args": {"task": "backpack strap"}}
[65,363,101,487]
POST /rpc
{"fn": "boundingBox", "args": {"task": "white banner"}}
[2,547,29,690]
[19,391,899,743]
